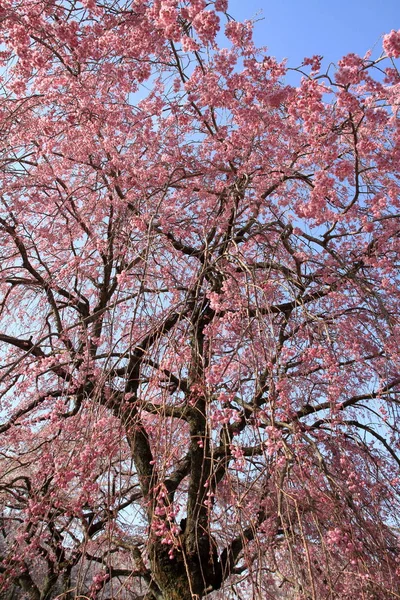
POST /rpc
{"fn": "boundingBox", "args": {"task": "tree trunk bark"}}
[149,536,223,600]
[150,541,205,600]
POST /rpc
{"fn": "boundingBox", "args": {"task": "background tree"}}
[0,1,400,598]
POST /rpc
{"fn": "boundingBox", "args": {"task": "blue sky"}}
[228,0,399,65]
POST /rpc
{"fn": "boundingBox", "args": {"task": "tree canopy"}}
[0,2,400,598]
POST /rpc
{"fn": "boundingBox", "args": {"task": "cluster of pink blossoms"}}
[383,29,400,58]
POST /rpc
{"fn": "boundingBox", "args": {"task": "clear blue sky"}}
[228,0,399,65]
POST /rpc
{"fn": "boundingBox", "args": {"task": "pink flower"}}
[192,10,220,43]
[181,36,200,53]
[215,0,228,11]
[225,20,253,48]
[303,54,323,74]
[159,5,178,26]
[383,29,400,58]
